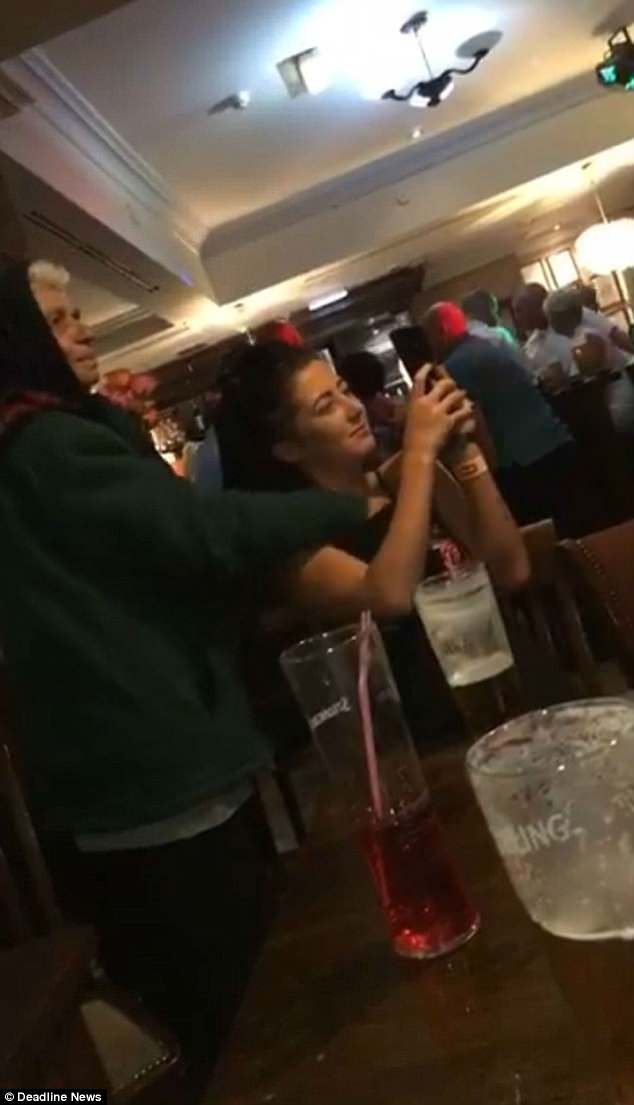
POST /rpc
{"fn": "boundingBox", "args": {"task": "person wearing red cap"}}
[257,319,304,347]
[422,302,605,536]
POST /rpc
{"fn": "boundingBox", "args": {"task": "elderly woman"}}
[0,257,376,1088]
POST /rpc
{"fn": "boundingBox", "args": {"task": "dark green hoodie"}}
[0,405,365,834]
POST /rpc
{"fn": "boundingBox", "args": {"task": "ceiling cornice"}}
[205,71,603,256]
[3,50,207,252]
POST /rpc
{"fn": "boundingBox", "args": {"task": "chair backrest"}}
[548,381,634,527]
[560,521,634,686]
[509,519,603,700]
[0,742,61,945]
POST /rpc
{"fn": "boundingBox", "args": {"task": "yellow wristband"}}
[452,453,489,483]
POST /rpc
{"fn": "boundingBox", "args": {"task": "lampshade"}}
[574,218,634,275]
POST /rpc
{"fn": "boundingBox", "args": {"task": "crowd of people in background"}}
[168,276,634,551]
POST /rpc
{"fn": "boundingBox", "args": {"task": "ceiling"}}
[38,0,627,226]
[71,274,136,328]
[42,0,628,229]
[1,0,634,371]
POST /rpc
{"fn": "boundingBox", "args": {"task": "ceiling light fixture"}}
[308,289,349,312]
[207,90,251,115]
[574,164,634,275]
[278,47,333,98]
[382,11,488,109]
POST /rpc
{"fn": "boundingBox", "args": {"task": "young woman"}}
[217,342,529,747]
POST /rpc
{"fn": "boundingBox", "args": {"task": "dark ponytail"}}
[216,341,318,491]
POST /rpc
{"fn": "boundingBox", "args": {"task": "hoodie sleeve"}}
[13,411,366,590]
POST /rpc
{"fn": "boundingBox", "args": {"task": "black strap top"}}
[333,502,466,748]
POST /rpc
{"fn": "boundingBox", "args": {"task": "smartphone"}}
[390,326,432,375]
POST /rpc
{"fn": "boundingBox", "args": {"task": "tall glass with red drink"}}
[281,624,479,959]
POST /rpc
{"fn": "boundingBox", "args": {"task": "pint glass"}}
[467,699,634,1102]
[281,624,479,959]
[415,562,522,736]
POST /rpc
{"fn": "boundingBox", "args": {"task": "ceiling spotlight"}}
[278,47,333,98]
[382,10,488,109]
[597,26,634,91]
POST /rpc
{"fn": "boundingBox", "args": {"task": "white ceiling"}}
[42,0,624,229]
[2,0,633,370]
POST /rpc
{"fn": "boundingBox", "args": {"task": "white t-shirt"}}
[581,309,632,373]
[523,328,578,381]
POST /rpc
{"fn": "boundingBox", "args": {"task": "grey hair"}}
[28,259,71,291]
[545,288,583,319]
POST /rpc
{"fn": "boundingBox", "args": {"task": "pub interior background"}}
[3,1,634,1101]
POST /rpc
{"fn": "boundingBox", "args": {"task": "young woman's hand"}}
[432,364,477,439]
[403,365,474,461]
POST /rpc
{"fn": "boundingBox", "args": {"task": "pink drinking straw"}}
[438,537,462,578]
[357,611,384,822]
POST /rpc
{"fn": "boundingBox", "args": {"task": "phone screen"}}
[390,326,432,374]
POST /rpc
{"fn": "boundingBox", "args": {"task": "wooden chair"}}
[0,742,185,1102]
[507,519,604,701]
[0,926,107,1089]
[560,521,634,687]
[547,380,634,528]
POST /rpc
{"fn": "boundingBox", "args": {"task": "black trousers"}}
[496,442,613,538]
[41,794,278,1095]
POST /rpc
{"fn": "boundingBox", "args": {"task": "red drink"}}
[361,798,480,959]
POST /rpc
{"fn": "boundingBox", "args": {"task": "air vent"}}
[24,210,160,294]
[0,69,33,120]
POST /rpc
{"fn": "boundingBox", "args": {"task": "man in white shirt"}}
[579,285,634,364]
[547,288,634,436]
[581,307,634,372]
[514,284,578,388]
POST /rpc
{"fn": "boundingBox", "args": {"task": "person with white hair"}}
[28,260,99,389]
[547,287,634,438]
[514,283,575,390]
[545,289,606,379]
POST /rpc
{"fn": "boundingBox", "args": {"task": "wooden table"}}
[208,747,609,1105]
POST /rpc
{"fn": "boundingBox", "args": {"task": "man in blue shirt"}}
[422,302,602,536]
